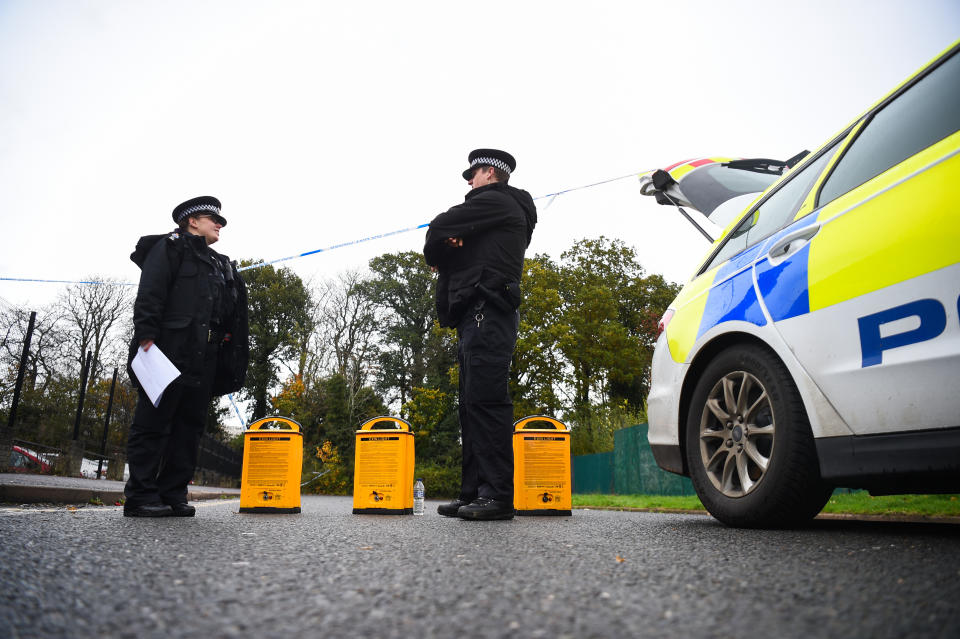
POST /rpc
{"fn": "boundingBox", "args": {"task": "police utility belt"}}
[474,281,522,314]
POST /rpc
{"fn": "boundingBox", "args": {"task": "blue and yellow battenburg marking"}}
[665,127,960,365]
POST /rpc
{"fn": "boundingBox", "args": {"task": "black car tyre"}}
[685,343,831,528]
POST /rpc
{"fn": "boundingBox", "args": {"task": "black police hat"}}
[171,195,226,227]
[462,148,516,180]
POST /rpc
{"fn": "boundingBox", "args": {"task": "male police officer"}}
[424,149,537,520]
[123,196,248,517]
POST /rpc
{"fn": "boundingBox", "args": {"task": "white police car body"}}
[642,41,960,527]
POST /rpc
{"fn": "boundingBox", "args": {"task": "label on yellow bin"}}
[240,417,303,514]
[513,415,572,516]
[353,416,415,515]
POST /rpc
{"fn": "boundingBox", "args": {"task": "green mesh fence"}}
[571,451,614,494]
[572,423,696,496]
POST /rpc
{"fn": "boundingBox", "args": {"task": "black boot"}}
[457,497,514,521]
[168,503,196,517]
[123,503,173,518]
[437,498,471,517]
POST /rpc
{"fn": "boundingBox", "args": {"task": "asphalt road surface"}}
[1,495,958,639]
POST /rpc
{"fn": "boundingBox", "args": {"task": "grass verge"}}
[574,491,960,517]
[821,492,960,517]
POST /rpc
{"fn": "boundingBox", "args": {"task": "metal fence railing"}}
[196,434,242,480]
[9,435,241,484]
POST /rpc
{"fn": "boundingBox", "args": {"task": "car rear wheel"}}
[685,344,831,528]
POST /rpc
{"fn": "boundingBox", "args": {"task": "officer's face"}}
[468,166,496,190]
[191,214,221,245]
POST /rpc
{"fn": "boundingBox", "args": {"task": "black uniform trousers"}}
[124,342,218,508]
[456,300,519,505]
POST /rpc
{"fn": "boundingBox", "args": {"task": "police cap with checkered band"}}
[171,195,227,227]
[462,149,516,180]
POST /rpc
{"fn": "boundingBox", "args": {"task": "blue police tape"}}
[0,172,643,286]
[238,222,431,271]
[0,277,137,287]
[228,393,248,429]
[238,173,641,272]
[537,172,642,200]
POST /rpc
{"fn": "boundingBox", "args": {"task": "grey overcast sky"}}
[1,0,958,310]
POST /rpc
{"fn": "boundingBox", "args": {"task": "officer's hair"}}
[178,215,198,232]
[472,165,509,184]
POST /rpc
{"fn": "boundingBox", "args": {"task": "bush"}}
[303,461,459,498]
[414,462,460,500]
[299,440,462,498]
[304,464,352,495]
[302,441,351,495]
[569,401,647,456]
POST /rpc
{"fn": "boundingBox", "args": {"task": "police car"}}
[643,40,960,528]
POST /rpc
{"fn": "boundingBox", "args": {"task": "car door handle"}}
[766,223,821,265]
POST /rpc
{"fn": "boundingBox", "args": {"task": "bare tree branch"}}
[55,279,134,382]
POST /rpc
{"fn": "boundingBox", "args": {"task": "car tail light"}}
[657,309,675,337]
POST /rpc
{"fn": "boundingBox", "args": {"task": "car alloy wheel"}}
[698,370,774,497]
[685,343,832,528]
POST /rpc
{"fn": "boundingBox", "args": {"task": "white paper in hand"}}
[131,345,181,407]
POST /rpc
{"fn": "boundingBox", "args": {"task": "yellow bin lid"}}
[513,415,569,433]
[245,416,303,435]
[355,415,413,433]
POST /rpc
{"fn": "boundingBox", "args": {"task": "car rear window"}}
[697,139,843,276]
[678,163,780,218]
[817,51,960,206]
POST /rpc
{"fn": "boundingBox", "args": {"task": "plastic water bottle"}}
[413,478,425,516]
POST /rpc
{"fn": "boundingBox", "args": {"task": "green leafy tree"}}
[8,374,76,446]
[241,261,312,420]
[360,251,463,466]
[556,237,679,412]
[359,251,438,407]
[569,400,648,456]
[511,238,680,453]
[513,255,566,418]
[608,271,680,407]
[416,321,461,465]
[353,251,462,468]
[557,237,645,409]
[269,371,386,494]
[204,398,233,443]
[402,386,460,465]
[423,320,458,394]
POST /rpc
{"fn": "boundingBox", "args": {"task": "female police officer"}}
[123,196,248,517]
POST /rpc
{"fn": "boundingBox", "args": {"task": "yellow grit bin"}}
[239,417,303,514]
[352,416,415,515]
[513,415,572,516]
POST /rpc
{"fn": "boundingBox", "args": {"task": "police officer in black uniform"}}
[123,196,248,517]
[424,149,537,520]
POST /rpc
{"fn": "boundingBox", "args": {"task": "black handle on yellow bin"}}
[356,416,412,432]
[513,415,569,432]
[245,416,303,432]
